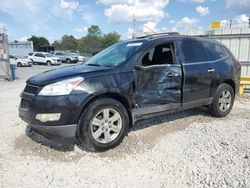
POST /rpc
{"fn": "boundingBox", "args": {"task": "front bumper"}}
[29,123,77,138]
[19,89,89,139]
[51,60,61,65]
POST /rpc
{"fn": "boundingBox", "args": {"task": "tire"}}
[66,58,71,64]
[46,61,51,66]
[17,62,22,67]
[208,83,235,117]
[31,59,35,65]
[77,98,129,151]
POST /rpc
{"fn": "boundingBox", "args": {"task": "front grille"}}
[24,84,39,94]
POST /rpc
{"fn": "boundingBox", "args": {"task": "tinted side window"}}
[180,40,207,63]
[203,42,229,61]
[28,52,34,56]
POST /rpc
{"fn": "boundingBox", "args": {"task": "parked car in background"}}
[53,51,78,63]
[9,55,32,67]
[19,34,241,151]
[28,52,62,66]
[69,53,86,62]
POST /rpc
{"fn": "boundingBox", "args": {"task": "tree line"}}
[28,25,120,55]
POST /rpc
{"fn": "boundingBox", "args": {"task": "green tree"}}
[52,35,78,52]
[28,35,49,51]
[51,25,121,55]
[87,25,102,38]
[102,32,120,48]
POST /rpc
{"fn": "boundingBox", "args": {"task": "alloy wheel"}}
[90,108,122,144]
[219,90,232,112]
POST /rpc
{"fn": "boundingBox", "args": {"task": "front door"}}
[133,42,182,116]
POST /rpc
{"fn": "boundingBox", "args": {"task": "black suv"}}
[19,34,241,151]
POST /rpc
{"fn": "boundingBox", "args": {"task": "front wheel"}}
[66,58,71,64]
[46,61,51,66]
[208,83,234,117]
[77,98,129,151]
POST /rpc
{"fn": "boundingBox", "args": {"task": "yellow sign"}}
[211,21,221,29]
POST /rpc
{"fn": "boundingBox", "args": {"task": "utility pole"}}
[131,0,136,39]
[248,18,250,28]
[132,13,136,39]
[229,20,232,29]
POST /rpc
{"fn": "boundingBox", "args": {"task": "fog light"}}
[35,113,61,122]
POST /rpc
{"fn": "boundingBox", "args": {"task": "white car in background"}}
[70,53,86,62]
[53,51,78,63]
[9,55,33,67]
[28,52,62,66]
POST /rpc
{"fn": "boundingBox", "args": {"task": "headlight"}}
[39,77,84,96]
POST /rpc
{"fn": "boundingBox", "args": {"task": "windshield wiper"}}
[87,63,102,67]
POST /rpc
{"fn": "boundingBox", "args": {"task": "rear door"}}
[177,39,216,105]
[133,41,182,115]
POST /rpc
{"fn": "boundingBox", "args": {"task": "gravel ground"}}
[0,64,250,187]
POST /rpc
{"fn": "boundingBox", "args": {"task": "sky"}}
[0,0,250,43]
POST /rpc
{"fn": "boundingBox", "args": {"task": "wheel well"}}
[82,92,133,128]
[222,79,235,94]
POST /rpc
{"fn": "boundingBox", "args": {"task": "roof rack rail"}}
[136,32,179,39]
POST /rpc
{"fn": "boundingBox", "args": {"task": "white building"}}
[8,41,33,56]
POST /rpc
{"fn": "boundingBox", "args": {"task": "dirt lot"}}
[0,64,250,187]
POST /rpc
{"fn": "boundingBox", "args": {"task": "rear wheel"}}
[208,83,234,117]
[77,98,129,151]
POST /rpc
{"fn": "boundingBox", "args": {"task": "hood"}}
[27,64,111,86]
[20,58,30,62]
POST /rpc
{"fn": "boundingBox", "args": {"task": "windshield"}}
[86,41,144,67]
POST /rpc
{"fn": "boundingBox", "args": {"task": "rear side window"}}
[28,52,34,56]
[203,42,229,61]
[180,40,207,63]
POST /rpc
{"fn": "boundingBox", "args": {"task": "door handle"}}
[165,72,179,77]
[207,68,215,73]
